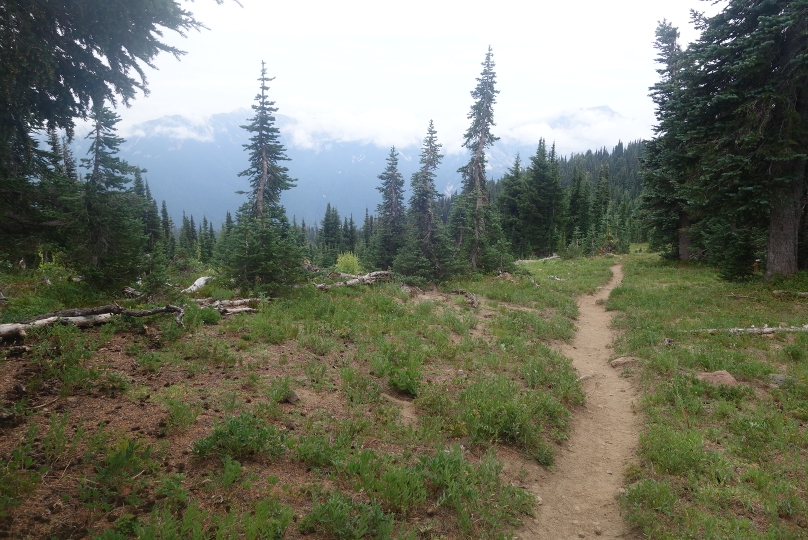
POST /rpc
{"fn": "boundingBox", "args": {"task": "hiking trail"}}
[515,264,640,540]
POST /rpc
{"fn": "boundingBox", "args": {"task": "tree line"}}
[2,0,804,296]
[641,0,808,280]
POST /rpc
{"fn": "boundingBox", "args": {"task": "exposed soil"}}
[514,264,641,540]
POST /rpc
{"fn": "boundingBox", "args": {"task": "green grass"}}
[610,255,808,538]
[0,256,621,539]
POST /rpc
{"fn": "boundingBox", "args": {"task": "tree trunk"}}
[678,210,691,260]
[766,168,806,279]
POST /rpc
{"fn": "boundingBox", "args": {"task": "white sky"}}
[117,0,726,154]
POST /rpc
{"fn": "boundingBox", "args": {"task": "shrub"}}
[335,252,363,275]
[298,491,393,539]
[192,413,286,460]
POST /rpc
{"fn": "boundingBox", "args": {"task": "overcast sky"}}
[116,0,726,154]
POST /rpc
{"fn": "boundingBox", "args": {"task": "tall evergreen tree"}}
[450,47,510,271]
[640,20,694,259]
[566,166,592,243]
[316,203,344,267]
[643,1,808,277]
[395,120,454,280]
[239,61,295,217]
[75,104,145,286]
[371,147,407,269]
[592,164,612,241]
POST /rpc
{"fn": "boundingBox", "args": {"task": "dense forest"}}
[1,0,806,296]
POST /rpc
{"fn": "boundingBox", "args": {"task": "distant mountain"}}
[70,106,636,227]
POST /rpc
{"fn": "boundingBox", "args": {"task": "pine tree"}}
[394,120,454,280]
[450,47,511,271]
[640,20,694,259]
[566,166,591,244]
[316,203,343,267]
[239,62,295,217]
[74,104,145,286]
[592,164,612,244]
[371,147,407,269]
[159,200,176,259]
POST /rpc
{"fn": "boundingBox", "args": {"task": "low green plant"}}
[192,413,286,460]
[0,424,40,516]
[33,324,98,395]
[171,337,235,368]
[304,358,330,390]
[298,491,393,539]
[136,351,164,373]
[162,398,200,434]
[134,497,292,540]
[341,367,381,405]
[183,304,222,331]
[43,411,72,464]
[293,429,350,469]
[79,438,159,510]
[520,346,583,405]
[335,252,363,275]
[156,473,189,508]
[265,376,294,403]
[347,451,427,515]
[640,425,710,475]
[212,456,244,489]
[458,374,561,465]
[96,371,130,397]
[419,446,534,536]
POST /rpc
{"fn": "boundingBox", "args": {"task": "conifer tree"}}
[450,47,511,271]
[239,61,295,217]
[394,120,455,280]
[371,147,407,269]
[640,20,693,259]
[74,104,145,286]
[592,164,612,241]
[316,203,343,267]
[566,166,591,244]
[159,200,176,258]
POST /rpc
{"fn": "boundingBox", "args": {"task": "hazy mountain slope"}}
[75,106,632,227]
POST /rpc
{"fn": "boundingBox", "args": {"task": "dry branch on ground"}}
[315,271,391,290]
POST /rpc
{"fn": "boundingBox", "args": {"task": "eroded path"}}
[516,264,640,540]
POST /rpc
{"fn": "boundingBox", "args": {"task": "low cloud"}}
[122,105,652,157]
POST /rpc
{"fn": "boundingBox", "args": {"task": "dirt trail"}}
[516,264,640,540]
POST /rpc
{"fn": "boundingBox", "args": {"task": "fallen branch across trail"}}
[315,271,391,290]
[0,304,185,340]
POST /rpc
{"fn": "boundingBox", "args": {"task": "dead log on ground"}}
[193,298,260,315]
[697,324,808,335]
[181,276,213,294]
[0,304,185,340]
[772,290,808,298]
[315,271,391,291]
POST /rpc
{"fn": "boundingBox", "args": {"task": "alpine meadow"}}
[1,1,807,540]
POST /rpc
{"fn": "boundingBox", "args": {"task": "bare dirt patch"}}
[515,264,641,540]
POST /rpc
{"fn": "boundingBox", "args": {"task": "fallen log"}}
[193,298,261,314]
[0,304,185,340]
[181,276,213,294]
[315,271,391,290]
[772,290,808,298]
[122,286,142,297]
[697,324,808,335]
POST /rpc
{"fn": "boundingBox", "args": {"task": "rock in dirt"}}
[283,391,300,404]
[695,370,738,387]
[769,374,790,387]
[609,357,636,368]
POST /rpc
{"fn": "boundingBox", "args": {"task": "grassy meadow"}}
[0,257,615,539]
[610,252,808,539]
